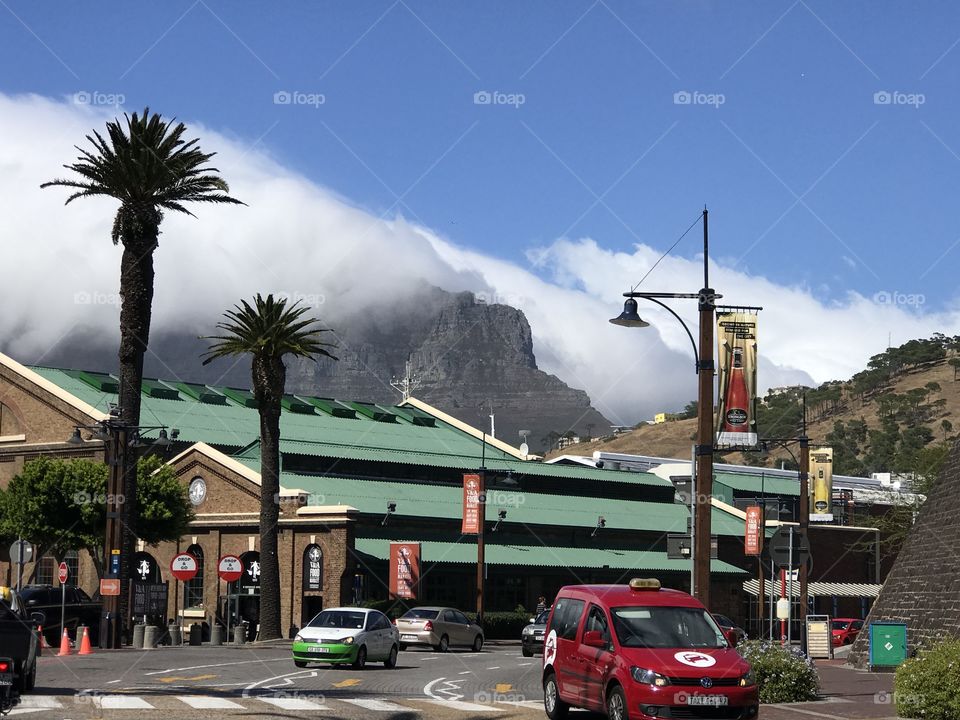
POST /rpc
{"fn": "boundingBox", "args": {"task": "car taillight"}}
[391,618,397,625]
[0,662,8,672]
[424,621,433,631]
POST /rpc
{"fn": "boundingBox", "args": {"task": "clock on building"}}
[188,477,207,506]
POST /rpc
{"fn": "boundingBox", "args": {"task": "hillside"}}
[548,336,960,476]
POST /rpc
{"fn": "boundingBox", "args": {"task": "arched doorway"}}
[226,551,260,641]
[131,551,166,626]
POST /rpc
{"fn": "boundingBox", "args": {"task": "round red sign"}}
[217,555,243,583]
[169,552,199,582]
[58,562,69,584]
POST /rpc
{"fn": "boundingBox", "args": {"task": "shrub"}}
[738,640,820,703]
[895,639,960,719]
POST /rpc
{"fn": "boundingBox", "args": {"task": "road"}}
[11,642,546,719]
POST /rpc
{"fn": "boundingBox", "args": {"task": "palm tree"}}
[43,108,243,633]
[203,294,336,640]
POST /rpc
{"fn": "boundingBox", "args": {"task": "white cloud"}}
[1,92,956,424]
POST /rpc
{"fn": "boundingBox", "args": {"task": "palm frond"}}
[202,294,338,366]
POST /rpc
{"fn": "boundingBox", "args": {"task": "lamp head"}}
[609,298,650,328]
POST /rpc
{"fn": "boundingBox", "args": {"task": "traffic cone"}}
[38,626,51,649]
[78,626,93,655]
[57,627,71,656]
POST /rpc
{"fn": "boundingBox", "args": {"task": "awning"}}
[743,579,881,598]
[355,538,748,575]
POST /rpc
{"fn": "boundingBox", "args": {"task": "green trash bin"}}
[869,622,907,668]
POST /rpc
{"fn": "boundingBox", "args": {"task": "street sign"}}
[170,552,199,582]
[667,533,719,560]
[100,578,121,596]
[768,526,811,569]
[58,562,69,584]
[217,555,243,583]
[8,540,33,565]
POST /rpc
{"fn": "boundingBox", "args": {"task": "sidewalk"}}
[761,661,898,720]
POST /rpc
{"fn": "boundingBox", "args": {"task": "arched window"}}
[183,544,204,611]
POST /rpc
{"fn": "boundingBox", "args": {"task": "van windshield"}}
[611,606,727,649]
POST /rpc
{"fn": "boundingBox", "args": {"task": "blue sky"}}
[4,2,960,421]
[4,1,960,306]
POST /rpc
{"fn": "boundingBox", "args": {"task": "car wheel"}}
[294,660,307,668]
[543,672,569,720]
[435,635,449,653]
[472,635,483,652]
[384,645,398,669]
[352,645,367,669]
[606,684,628,720]
[399,643,408,651]
[844,638,852,645]
[522,646,533,657]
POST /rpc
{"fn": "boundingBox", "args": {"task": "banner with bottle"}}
[809,447,834,522]
[715,311,759,448]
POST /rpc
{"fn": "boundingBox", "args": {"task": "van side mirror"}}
[583,630,606,648]
[724,629,739,647]
[30,612,45,625]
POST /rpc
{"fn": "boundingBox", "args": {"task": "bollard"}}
[233,625,245,645]
[143,625,159,649]
[189,623,202,646]
[210,625,223,646]
[132,624,145,649]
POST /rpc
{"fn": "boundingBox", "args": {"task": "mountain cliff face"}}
[30,287,609,452]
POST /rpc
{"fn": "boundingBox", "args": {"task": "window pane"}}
[183,545,204,610]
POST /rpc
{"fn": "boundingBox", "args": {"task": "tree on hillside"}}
[942,419,953,442]
[42,108,242,603]
[203,294,336,641]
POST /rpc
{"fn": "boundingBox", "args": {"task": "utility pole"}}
[798,397,810,648]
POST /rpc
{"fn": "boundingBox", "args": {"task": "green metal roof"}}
[279,473,745,537]
[715,472,800,497]
[354,538,747,575]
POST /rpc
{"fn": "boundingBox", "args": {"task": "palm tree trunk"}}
[254,355,284,641]
[116,223,158,640]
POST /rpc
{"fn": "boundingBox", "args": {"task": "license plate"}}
[401,634,417,641]
[687,695,728,706]
[309,646,330,653]
[0,674,12,687]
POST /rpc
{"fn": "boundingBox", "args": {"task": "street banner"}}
[809,447,834,522]
[462,473,483,534]
[715,311,759,448]
[389,542,420,599]
[744,505,763,555]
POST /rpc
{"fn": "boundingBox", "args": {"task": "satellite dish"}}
[519,442,529,456]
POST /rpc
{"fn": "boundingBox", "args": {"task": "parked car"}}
[292,608,399,669]
[712,613,747,646]
[522,608,551,657]
[0,586,40,695]
[832,618,864,646]
[19,585,101,647]
[394,606,484,652]
[542,578,758,720]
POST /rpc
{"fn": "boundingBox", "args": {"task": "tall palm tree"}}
[203,294,336,640]
[43,108,243,634]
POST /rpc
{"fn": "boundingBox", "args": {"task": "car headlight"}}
[740,669,756,687]
[522,627,534,635]
[294,634,304,643]
[631,666,670,687]
[342,636,355,645]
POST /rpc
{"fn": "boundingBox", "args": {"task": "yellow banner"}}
[715,312,758,448]
[809,447,834,522]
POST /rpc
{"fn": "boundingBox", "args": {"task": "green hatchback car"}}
[293,607,399,669]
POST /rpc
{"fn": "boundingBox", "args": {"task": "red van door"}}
[579,604,615,710]
[547,597,587,703]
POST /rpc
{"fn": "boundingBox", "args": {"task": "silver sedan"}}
[394,606,484,652]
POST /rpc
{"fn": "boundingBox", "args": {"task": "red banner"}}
[462,473,483,534]
[744,506,763,555]
[389,542,420,599]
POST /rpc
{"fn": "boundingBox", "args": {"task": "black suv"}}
[19,585,101,647]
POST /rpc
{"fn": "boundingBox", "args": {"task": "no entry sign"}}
[58,562,69,584]
[217,555,243,583]
[169,552,199,582]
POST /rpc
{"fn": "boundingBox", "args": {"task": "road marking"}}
[342,698,411,712]
[176,696,245,709]
[517,662,534,666]
[496,683,513,692]
[487,666,500,670]
[146,658,287,675]
[332,678,362,688]
[13,697,62,709]
[424,677,466,702]
[157,673,218,683]
[427,699,505,712]
[459,671,471,675]
[93,696,155,709]
[243,668,316,694]
[259,696,326,710]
